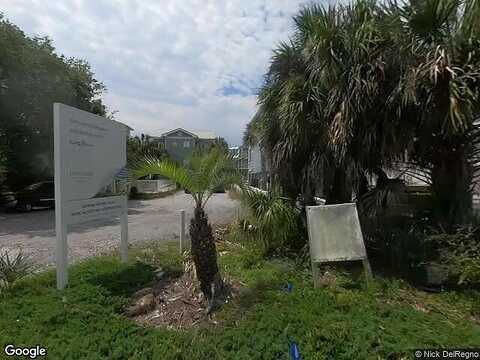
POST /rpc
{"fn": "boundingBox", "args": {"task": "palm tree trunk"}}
[327,166,352,204]
[189,205,224,312]
[431,147,473,227]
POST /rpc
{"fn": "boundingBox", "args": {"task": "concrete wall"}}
[134,179,175,194]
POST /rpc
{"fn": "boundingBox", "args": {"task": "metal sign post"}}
[179,209,185,254]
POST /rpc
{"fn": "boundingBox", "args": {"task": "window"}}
[171,141,177,148]
[183,140,190,148]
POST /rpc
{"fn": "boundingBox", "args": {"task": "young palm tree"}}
[132,149,239,312]
[239,186,301,254]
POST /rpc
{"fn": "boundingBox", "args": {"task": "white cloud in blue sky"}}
[0,0,313,145]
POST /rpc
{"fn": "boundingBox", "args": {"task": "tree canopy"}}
[0,14,108,190]
[249,0,480,225]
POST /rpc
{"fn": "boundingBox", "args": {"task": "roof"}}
[161,128,198,138]
[159,128,216,140]
[112,119,133,131]
[192,131,216,140]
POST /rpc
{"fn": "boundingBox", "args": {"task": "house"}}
[150,128,217,164]
[247,142,271,190]
[229,145,249,180]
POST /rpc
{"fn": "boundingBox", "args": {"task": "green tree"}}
[250,0,480,226]
[127,134,166,167]
[132,149,239,312]
[385,0,480,225]
[0,14,108,190]
[252,3,390,205]
[212,137,229,154]
[252,40,328,204]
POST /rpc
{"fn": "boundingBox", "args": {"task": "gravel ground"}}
[0,192,240,267]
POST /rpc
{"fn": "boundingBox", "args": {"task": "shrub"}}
[427,226,480,287]
[361,215,435,280]
[238,186,305,255]
[0,250,34,287]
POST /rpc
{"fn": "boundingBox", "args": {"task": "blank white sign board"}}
[54,103,129,290]
[306,203,367,263]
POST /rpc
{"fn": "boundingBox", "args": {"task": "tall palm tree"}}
[132,149,239,312]
[253,1,402,205]
[251,0,479,225]
[254,37,338,205]
[386,0,480,225]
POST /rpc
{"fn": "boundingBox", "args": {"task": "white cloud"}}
[0,0,311,145]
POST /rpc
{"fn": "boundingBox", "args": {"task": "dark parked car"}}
[4,181,55,211]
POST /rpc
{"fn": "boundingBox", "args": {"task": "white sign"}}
[54,103,129,290]
[306,203,367,262]
[306,203,372,287]
[67,196,126,224]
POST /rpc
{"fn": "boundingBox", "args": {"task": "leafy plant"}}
[0,243,479,359]
[249,0,480,225]
[0,250,34,287]
[428,226,480,286]
[361,215,437,280]
[132,148,240,312]
[239,186,304,255]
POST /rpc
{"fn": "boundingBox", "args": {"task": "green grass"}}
[0,242,479,359]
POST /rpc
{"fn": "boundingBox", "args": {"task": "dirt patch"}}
[128,272,241,329]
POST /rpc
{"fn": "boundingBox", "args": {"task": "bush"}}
[237,186,305,255]
[362,213,480,287]
[0,250,34,288]
[427,226,480,287]
[361,215,435,280]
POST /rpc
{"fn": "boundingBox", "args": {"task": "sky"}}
[0,0,311,146]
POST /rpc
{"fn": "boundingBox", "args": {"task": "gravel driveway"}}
[0,192,240,267]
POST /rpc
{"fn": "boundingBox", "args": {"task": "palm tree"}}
[254,37,339,206]
[132,149,239,312]
[385,0,480,225]
[251,0,479,226]
[253,2,401,206]
[239,186,301,254]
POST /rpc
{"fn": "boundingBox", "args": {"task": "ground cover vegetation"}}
[0,242,478,359]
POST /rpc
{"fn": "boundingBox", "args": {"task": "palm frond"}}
[131,150,240,208]
[239,186,300,253]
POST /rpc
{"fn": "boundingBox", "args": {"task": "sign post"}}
[120,197,129,263]
[54,103,129,290]
[179,209,185,254]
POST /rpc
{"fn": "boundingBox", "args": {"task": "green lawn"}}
[0,242,478,359]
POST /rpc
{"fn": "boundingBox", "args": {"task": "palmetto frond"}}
[131,149,240,208]
[240,186,299,253]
